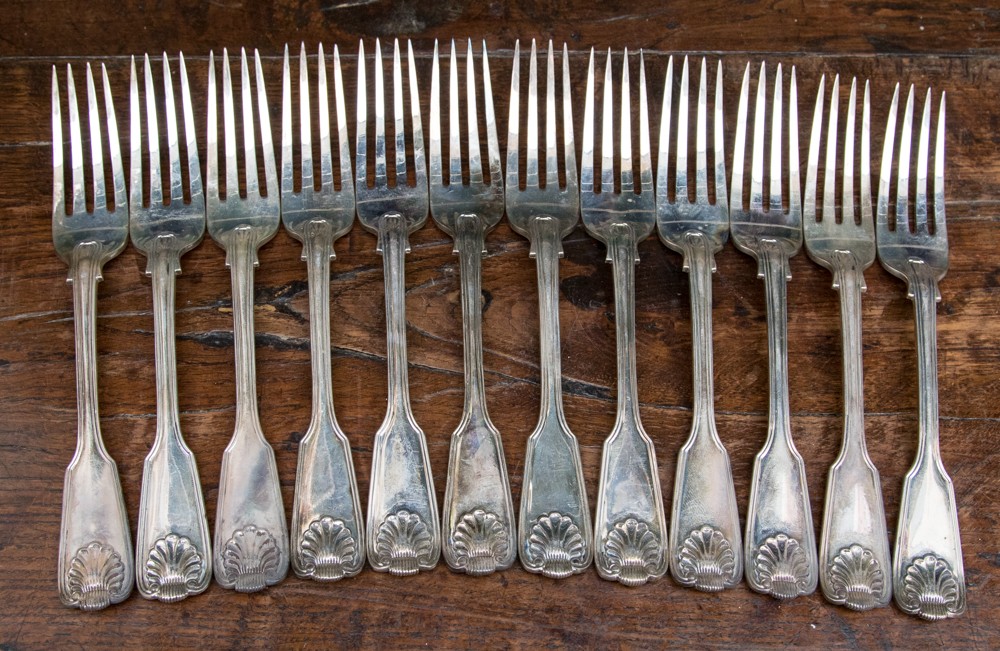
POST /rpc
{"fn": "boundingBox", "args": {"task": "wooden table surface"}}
[1,1,998,648]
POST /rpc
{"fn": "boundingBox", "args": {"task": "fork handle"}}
[135,240,211,601]
[58,241,134,610]
[819,254,891,610]
[669,231,742,591]
[893,262,965,620]
[518,216,592,578]
[290,221,365,581]
[744,238,817,599]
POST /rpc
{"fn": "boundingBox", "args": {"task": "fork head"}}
[803,75,875,275]
[876,85,948,286]
[355,39,428,240]
[580,48,655,248]
[52,62,128,269]
[205,48,280,249]
[505,39,578,245]
[655,56,728,257]
[129,52,205,268]
[729,62,802,262]
[280,42,355,248]
[428,39,503,237]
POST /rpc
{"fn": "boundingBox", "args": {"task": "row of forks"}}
[51,42,962,621]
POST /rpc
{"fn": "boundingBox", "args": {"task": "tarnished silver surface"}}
[206,48,289,592]
[52,62,134,611]
[281,43,364,582]
[581,49,667,587]
[656,57,741,593]
[877,85,965,621]
[507,40,592,579]
[129,53,211,603]
[430,40,515,576]
[804,75,891,611]
[730,62,817,600]
[356,39,440,575]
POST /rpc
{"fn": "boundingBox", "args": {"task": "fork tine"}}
[694,58,709,203]
[221,50,239,199]
[333,44,351,192]
[482,40,501,189]
[179,53,201,202]
[822,75,839,223]
[53,66,65,218]
[448,40,462,184]
[656,55,673,202]
[581,48,595,194]
[788,67,800,216]
[430,39,443,186]
[599,49,613,193]
[408,40,425,189]
[619,50,632,193]
[318,44,333,190]
[915,88,932,232]
[129,57,142,210]
[505,40,521,191]
[562,43,577,190]
[768,63,782,212]
[162,54,183,203]
[207,52,218,202]
[281,44,293,195]
[676,56,689,202]
[86,64,107,211]
[256,49,278,200]
[638,52,652,193]
[466,40,484,186]
[299,43,314,191]
[876,83,900,232]
[842,77,856,225]
[544,40,558,188]
[239,49,258,196]
[103,64,127,213]
[355,40,368,189]
[859,80,872,229]
[525,39,538,188]
[750,63,765,212]
[143,55,162,207]
[804,74,825,224]
[67,65,85,216]
[895,85,915,232]
[392,40,406,184]
[730,63,750,213]
[934,91,946,237]
[373,39,387,187]
[713,60,727,211]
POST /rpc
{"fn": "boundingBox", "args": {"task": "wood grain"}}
[1,1,999,648]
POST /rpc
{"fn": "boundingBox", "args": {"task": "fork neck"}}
[302,220,338,427]
[906,259,943,465]
[831,250,868,457]
[69,241,110,459]
[758,237,794,449]
[148,236,184,443]
[530,216,567,427]
[607,223,643,429]
[454,213,491,422]
[378,213,415,418]
[680,231,719,433]
[227,226,265,437]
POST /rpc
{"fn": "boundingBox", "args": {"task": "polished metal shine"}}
[129,53,211,603]
[655,57,742,592]
[876,85,965,621]
[281,43,365,582]
[430,40,516,576]
[206,48,289,592]
[730,62,818,600]
[507,40,592,579]
[52,62,134,611]
[804,76,891,611]
[356,39,441,576]
[581,48,668,587]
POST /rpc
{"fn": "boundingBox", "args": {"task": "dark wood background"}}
[1,1,998,648]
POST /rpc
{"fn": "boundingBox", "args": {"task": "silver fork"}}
[877,85,965,621]
[357,39,441,576]
[507,39,592,579]
[804,75,891,611]
[656,56,742,592]
[129,52,211,603]
[52,62,134,611]
[730,62,817,599]
[281,43,364,582]
[206,48,289,592]
[582,48,668,587]
[431,39,515,576]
